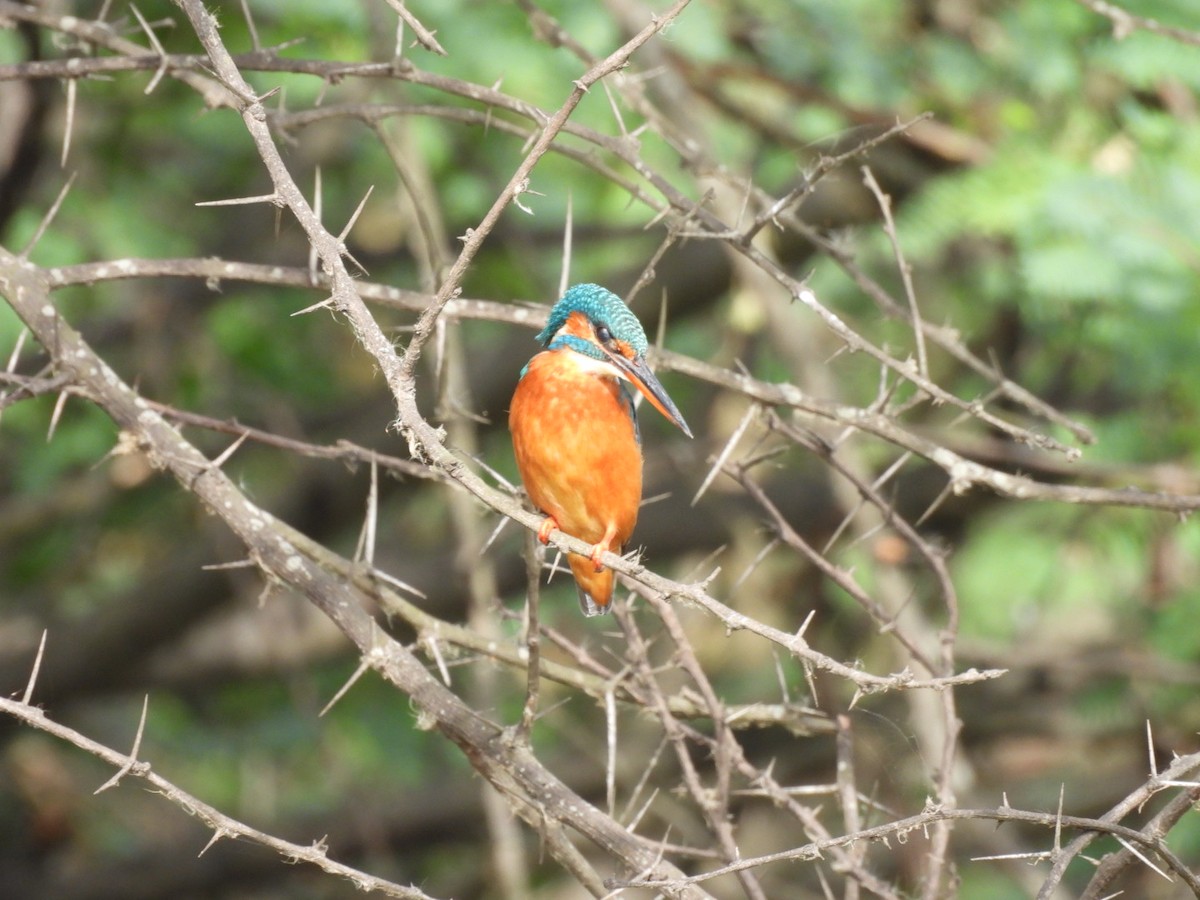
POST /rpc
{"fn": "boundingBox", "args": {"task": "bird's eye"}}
[595,324,613,344]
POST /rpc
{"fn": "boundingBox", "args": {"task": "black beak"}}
[611,352,692,438]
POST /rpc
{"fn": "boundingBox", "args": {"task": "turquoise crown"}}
[536,284,649,361]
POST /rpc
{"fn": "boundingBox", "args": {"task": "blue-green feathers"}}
[518,282,689,444]
[521,284,647,439]
[537,283,649,360]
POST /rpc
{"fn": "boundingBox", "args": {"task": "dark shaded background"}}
[2,1,1200,897]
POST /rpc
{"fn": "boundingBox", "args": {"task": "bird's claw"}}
[589,544,607,572]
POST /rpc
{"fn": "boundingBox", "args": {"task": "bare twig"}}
[0,694,440,899]
[861,166,927,381]
[382,0,447,56]
[0,249,718,898]
[1073,0,1200,46]
[515,527,542,742]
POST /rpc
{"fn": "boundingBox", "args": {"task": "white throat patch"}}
[562,347,627,382]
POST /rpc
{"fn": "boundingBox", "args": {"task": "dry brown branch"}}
[0,249,716,898]
[619,597,769,900]
[0,6,1092,452]
[135,1,1017,716]
[1037,747,1200,897]
[0,694,439,899]
[620,779,1200,893]
[1080,781,1200,899]
[382,0,446,57]
[1073,0,1200,46]
[40,257,1200,514]
[4,2,1200,897]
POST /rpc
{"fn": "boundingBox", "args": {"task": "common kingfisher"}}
[509,284,692,617]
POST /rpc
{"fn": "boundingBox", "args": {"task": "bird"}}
[509,283,692,617]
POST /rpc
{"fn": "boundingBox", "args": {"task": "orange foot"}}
[588,523,620,572]
[536,516,558,544]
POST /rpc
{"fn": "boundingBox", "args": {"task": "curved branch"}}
[0,247,716,899]
[0,695,436,899]
[0,0,1094,452]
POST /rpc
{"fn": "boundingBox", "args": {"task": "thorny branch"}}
[1072,0,1200,47]
[0,249,716,899]
[40,257,1200,512]
[0,693,439,899]
[2,1,1199,898]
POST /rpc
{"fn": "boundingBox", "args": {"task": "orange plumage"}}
[510,345,643,610]
[509,286,691,616]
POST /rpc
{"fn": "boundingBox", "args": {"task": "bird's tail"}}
[568,553,614,617]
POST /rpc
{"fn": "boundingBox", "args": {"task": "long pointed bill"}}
[610,351,693,438]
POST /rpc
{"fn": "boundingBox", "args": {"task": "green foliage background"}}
[2,0,1200,897]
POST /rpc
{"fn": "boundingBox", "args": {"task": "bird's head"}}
[537,283,692,438]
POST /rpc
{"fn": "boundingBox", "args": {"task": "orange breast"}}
[509,350,643,551]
